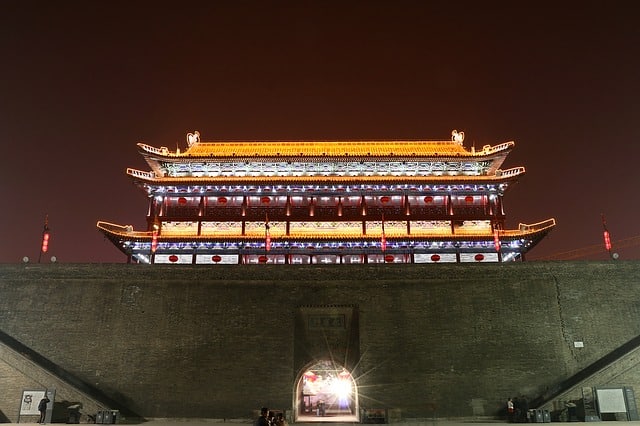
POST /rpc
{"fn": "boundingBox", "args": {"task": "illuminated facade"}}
[97,130,555,264]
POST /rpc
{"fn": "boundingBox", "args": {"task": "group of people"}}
[256,407,287,426]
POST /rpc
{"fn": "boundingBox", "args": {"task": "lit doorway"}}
[294,360,358,423]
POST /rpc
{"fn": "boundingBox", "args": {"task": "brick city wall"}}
[0,261,639,421]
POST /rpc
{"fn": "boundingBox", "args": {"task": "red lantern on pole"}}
[151,223,159,254]
[380,214,387,251]
[603,230,612,251]
[602,214,613,255]
[265,214,271,251]
[39,215,50,263]
[41,232,50,253]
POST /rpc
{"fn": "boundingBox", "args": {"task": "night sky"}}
[2,1,639,263]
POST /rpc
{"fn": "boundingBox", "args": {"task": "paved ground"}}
[136,421,639,426]
[17,420,640,426]
[21,419,640,426]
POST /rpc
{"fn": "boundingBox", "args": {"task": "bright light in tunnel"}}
[330,377,352,400]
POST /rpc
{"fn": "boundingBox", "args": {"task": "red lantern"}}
[474,254,485,261]
[431,254,440,262]
[260,196,271,204]
[603,230,612,251]
[217,197,228,204]
[465,196,474,203]
[212,255,222,263]
[424,196,433,203]
[380,196,390,204]
[304,371,317,382]
[169,255,179,262]
[151,229,158,253]
[258,255,268,263]
[493,230,501,252]
[178,197,187,205]
[41,232,50,253]
[384,254,395,263]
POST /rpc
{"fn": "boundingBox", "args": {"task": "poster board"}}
[19,390,46,416]
[596,388,627,413]
[18,389,54,423]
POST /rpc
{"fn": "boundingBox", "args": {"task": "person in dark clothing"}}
[38,396,50,424]
[519,396,529,422]
[256,407,270,426]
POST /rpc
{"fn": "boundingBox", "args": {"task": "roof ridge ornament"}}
[451,129,464,145]
[187,130,201,147]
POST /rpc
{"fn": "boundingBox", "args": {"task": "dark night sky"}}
[1,1,639,263]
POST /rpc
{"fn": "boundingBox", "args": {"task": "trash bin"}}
[567,404,578,422]
[67,404,81,424]
[529,409,543,423]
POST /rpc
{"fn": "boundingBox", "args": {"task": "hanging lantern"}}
[493,229,501,252]
[169,255,179,263]
[151,229,158,253]
[217,197,228,204]
[431,254,441,262]
[474,254,485,261]
[603,230,612,251]
[424,196,433,203]
[212,255,222,263]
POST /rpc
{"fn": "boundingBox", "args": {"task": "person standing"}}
[256,407,270,426]
[274,412,287,426]
[38,395,50,424]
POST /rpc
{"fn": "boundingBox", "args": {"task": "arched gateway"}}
[294,360,358,423]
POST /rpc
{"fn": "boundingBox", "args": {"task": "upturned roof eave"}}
[96,220,555,243]
[126,172,524,188]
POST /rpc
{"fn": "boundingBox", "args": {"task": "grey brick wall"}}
[0,261,638,420]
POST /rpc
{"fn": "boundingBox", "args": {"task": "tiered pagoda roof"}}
[97,130,555,264]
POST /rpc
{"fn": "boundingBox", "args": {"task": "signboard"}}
[19,390,46,416]
[19,389,55,423]
[596,388,627,413]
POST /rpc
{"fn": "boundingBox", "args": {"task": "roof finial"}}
[451,129,464,145]
[187,130,201,147]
